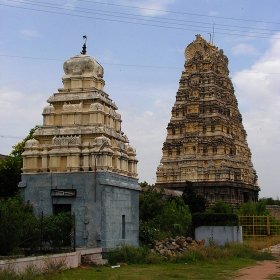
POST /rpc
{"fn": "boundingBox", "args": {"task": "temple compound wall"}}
[19,52,139,248]
[156,35,259,207]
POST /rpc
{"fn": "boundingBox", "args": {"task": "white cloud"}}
[0,85,46,124]
[62,0,77,11]
[0,85,46,154]
[118,0,175,16]
[209,11,218,16]
[232,33,280,198]
[20,29,39,38]
[231,43,259,56]
[121,108,168,184]
[114,82,176,185]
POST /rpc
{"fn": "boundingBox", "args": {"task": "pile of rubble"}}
[151,236,205,257]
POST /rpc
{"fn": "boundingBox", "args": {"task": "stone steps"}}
[81,251,108,266]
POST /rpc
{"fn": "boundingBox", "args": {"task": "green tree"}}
[10,125,39,157]
[259,197,280,206]
[208,200,233,214]
[0,125,38,198]
[139,184,191,244]
[182,180,207,214]
[0,156,22,198]
[0,194,36,255]
[235,200,269,216]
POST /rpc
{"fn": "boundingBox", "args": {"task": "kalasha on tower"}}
[156,35,259,206]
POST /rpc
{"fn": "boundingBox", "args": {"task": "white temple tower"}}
[20,46,140,248]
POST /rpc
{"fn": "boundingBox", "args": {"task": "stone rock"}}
[198,239,205,246]
[167,244,175,250]
[152,235,207,258]
[186,237,193,243]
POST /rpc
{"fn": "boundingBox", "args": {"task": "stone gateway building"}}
[19,51,140,248]
[156,35,259,206]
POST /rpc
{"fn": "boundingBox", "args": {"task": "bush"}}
[139,221,159,245]
[207,200,233,214]
[235,200,269,216]
[42,212,74,249]
[192,213,239,228]
[0,194,36,255]
[182,181,207,214]
[107,245,164,265]
[0,156,22,198]
[107,243,275,266]
[139,185,191,244]
[0,195,74,256]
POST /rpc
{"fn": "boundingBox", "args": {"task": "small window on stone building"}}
[53,204,71,215]
[176,149,180,155]
[122,215,126,239]
[211,125,215,132]
[203,125,206,133]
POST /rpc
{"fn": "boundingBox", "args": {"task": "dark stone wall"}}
[155,180,259,207]
[19,171,140,248]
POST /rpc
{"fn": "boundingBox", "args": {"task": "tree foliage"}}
[259,197,280,206]
[10,125,39,157]
[0,195,74,256]
[207,200,233,214]
[235,200,269,216]
[0,156,22,198]
[0,125,39,198]
[182,181,207,214]
[0,194,35,255]
[139,184,191,244]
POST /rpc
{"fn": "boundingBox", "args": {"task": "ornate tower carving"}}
[20,51,140,248]
[156,35,259,206]
[22,54,138,177]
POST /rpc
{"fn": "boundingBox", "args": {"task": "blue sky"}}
[0,0,279,198]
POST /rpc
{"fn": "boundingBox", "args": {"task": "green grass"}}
[31,259,257,280]
[0,243,276,280]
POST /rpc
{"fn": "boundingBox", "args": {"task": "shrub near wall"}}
[0,195,36,256]
[0,195,75,256]
[139,186,191,244]
[192,213,239,227]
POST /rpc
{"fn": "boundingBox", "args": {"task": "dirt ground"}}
[235,252,280,280]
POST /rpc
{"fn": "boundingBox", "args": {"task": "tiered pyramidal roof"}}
[156,35,259,206]
[22,53,138,177]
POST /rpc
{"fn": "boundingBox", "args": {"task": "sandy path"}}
[234,259,280,279]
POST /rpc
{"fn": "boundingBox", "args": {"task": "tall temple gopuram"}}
[19,44,140,248]
[156,35,259,206]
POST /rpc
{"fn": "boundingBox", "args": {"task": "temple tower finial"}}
[81,35,87,55]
